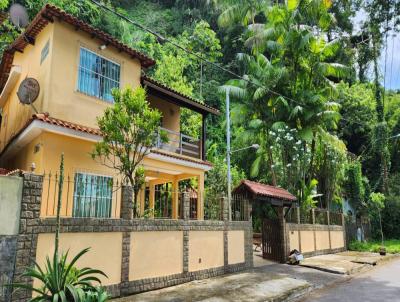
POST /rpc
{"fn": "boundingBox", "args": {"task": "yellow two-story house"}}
[0,4,219,220]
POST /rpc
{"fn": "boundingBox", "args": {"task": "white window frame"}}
[76,47,121,102]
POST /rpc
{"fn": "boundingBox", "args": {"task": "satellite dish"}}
[9,3,29,28]
[17,78,40,105]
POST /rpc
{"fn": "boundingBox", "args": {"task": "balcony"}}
[156,127,201,159]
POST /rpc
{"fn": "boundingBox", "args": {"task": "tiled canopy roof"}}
[141,75,220,116]
[2,113,212,167]
[0,4,155,91]
[33,113,102,136]
[233,180,297,202]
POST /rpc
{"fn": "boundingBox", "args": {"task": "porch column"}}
[139,186,145,216]
[171,178,179,219]
[197,173,204,220]
[149,182,155,218]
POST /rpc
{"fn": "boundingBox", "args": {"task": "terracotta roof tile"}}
[150,149,213,167]
[33,113,102,136]
[2,113,212,168]
[141,75,220,116]
[234,180,297,201]
[0,4,155,91]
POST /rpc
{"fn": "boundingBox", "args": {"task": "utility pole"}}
[226,88,232,221]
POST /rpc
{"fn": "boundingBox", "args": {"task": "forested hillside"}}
[1,0,400,238]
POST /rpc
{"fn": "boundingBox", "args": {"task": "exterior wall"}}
[46,21,141,129]
[129,231,183,280]
[149,95,180,133]
[188,231,224,272]
[36,232,122,286]
[7,131,204,219]
[286,223,346,258]
[300,230,315,253]
[0,235,17,302]
[227,230,245,265]
[8,173,253,301]
[331,230,345,249]
[288,230,300,251]
[0,24,53,153]
[0,176,22,235]
[315,230,330,251]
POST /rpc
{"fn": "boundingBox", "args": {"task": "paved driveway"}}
[300,258,400,302]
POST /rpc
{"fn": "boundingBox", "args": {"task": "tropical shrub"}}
[11,248,108,302]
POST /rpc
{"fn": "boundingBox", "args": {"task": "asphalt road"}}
[301,258,400,302]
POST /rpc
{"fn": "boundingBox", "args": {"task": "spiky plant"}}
[11,247,108,302]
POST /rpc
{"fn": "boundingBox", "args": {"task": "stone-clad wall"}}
[0,236,17,302]
[9,174,253,301]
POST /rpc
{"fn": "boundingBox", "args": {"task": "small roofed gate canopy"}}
[233,180,297,263]
[233,180,297,207]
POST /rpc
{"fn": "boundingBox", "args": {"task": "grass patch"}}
[349,239,400,254]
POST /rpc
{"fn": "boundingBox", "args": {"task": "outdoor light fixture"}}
[99,44,107,50]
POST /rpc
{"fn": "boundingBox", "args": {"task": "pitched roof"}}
[0,4,155,91]
[233,180,297,202]
[1,113,212,168]
[141,75,220,116]
[33,113,102,136]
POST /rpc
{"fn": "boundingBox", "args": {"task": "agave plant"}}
[11,247,108,302]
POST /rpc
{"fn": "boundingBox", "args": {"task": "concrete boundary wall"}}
[286,223,346,258]
[8,174,253,301]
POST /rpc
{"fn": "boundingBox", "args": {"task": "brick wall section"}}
[9,175,253,300]
[0,236,18,302]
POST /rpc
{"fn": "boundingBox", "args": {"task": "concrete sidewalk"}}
[298,251,399,275]
[113,252,398,302]
[115,270,311,302]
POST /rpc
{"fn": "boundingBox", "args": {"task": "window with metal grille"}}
[73,172,113,218]
[77,47,120,102]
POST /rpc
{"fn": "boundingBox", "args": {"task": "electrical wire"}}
[87,0,372,128]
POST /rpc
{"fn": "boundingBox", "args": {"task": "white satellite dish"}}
[9,3,29,28]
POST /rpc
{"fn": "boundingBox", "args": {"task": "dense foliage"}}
[1,0,400,238]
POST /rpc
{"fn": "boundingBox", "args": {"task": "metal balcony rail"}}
[156,127,201,159]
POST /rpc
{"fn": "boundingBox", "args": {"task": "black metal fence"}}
[231,194,250,221]
[286,207,343,226]
[42,172,121,218]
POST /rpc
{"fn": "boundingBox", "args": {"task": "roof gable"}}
[233,180,297,202]
[0,4,155,91]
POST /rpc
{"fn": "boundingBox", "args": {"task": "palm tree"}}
[210,0,271,28]
[222,0,349,201]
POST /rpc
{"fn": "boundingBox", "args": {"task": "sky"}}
[353,10,400,90]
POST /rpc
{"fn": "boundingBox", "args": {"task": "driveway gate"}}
[262,218,282,262]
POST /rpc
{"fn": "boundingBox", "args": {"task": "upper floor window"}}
[77,47,120,102]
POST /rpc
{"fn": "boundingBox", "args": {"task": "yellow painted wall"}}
[0,24,53,152]
[35,132,120,217]
[129,231,183,280]
[45,21,141,129]
[300,230,315,253]
[331,231,345,249]
[36,232,122,286]
[315,230,330,251]
[149,95,180,133]
[289,230,300,251]
[227,230,245,264]
[9,135,43,172]
[188,231,224,272]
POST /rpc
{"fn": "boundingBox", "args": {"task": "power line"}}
[88,0,370,128]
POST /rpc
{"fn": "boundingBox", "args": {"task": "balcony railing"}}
[156,127,201,159]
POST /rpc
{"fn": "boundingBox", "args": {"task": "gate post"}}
[278,207,289,263]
